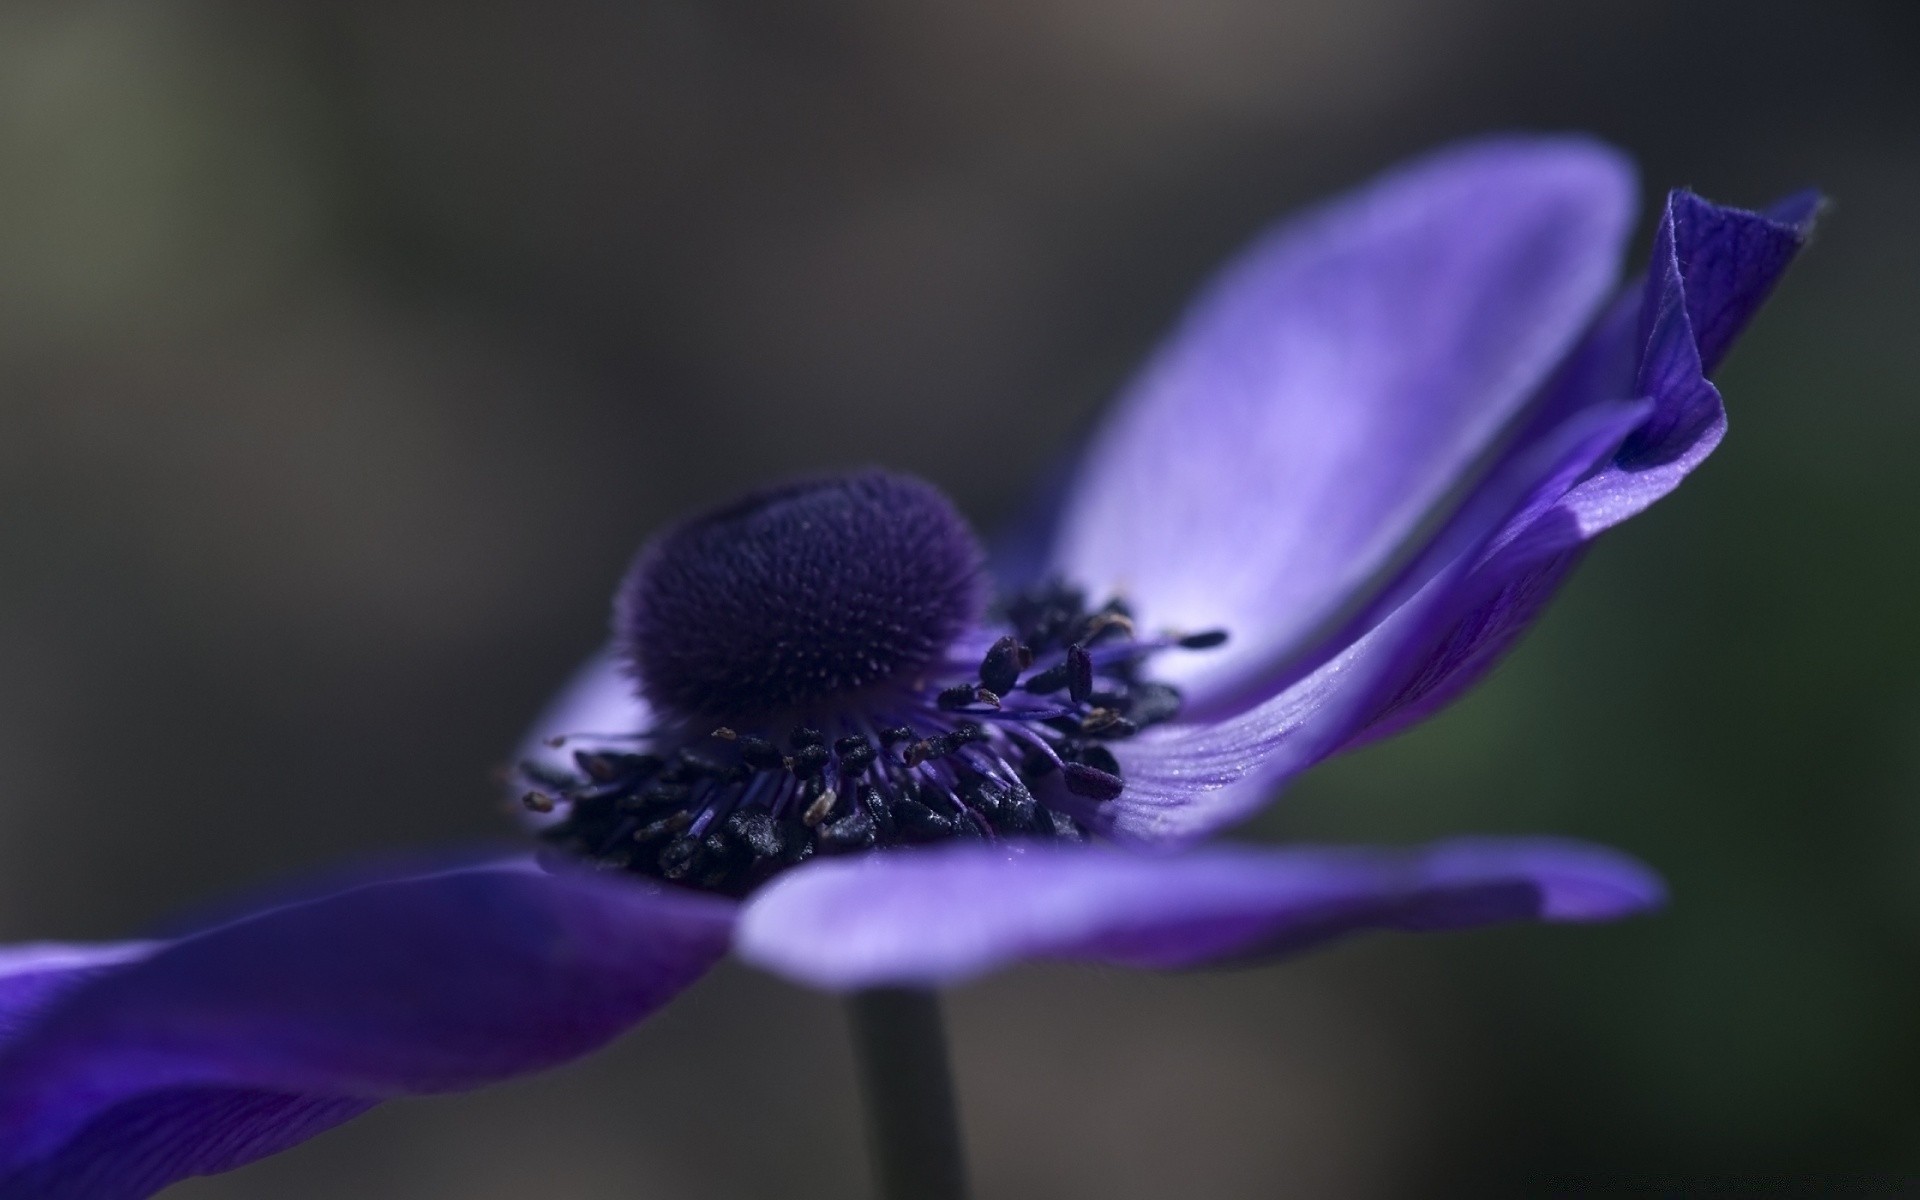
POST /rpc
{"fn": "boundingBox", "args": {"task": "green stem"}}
[847,988,970,1200]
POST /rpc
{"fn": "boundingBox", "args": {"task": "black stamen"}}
[723,810,785,858]
[658,836,703,879]
[791,743,831,778]
[893,798,954,842]
[859,784,895,837]
[823,808,877,850]
[803,788,840,827]
[737,735,785,770]
[1177,629,1229,650]
[1072,743,1122,776]
[520,760,578,791]
[1066,644,1094,704]
[779,819,815,865]
[638,780,694,809]
[1063,762,1124,801]
[634,812,692,844]
[1083,609,1135,644]
[938,683,984,710]
[675,748,745,783]
[1125,681,1183,726]
[979,635,1025,696]
[1022,661,1072,694]
[835,734,878,776]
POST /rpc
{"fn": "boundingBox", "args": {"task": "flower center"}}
[523,471,1226,896]
[618,470,985,722]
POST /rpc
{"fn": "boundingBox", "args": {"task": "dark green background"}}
[1,1,1913,1195]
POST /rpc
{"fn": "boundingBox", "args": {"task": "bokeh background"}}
[0,1,1914,1195]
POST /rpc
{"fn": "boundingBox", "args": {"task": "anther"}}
[658,837,702,879]
[635,811,693,844]
[991,795,1038,833]
[823,808,877,850]
[803,788,840,827]
[723,810,785,858]
[938,683,985,710]
[737,735,785,771]
[979,635,1026,696]
[778,820,814,865]
[1176,629,1229,650]
[676,749,747,784]
[1062,762,1124,801]
[574,752,620,782]
[1022,661,1071,694]
[521,791,557,814]
[858,785,895,836]
[791,743,831,778]
[961,777,1005,817]
[1066,644,1094,704]
[894,798,954,842]
[520,760,575,790]
[1127,681,1183,726]
[835,735,877,776]
[639,780,693,808]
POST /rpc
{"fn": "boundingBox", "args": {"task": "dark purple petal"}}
[5,1092,376,1200]
[0,859,734,1199]
[1046,137,1637,711]
[734,838,1661,989]
[1660,188,1821,379]
[1098,189,1815,842]
[1351,188,1820,744]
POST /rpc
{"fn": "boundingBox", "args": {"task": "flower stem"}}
[847,988,969,1200]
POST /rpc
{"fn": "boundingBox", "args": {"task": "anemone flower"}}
[0,136,1814,1199]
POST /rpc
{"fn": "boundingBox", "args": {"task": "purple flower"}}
[0,137,1814,1197]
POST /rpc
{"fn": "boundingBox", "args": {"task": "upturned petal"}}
[1348,187,1820,744]
[1095,188,1815,842]
[0,859,734,1200]
[734,838,1661,989]
[1047,136,1637,712]
[1101,397,1651,841]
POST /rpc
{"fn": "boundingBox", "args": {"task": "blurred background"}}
[0,0,1913,1195]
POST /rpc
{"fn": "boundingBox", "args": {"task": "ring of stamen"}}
[524,472,1226,896]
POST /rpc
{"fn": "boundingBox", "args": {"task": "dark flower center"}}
[618,470,985,723]
[524,471,1225,896]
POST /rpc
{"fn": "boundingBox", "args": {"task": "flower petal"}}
[734,838,1661,989]
[1351,187,1821,744]
[0,859,734,1199]
[1047,136,1637,711]
[1101,396,1650,841]
[0,944,161,1042]
[1097,188,1816,842]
